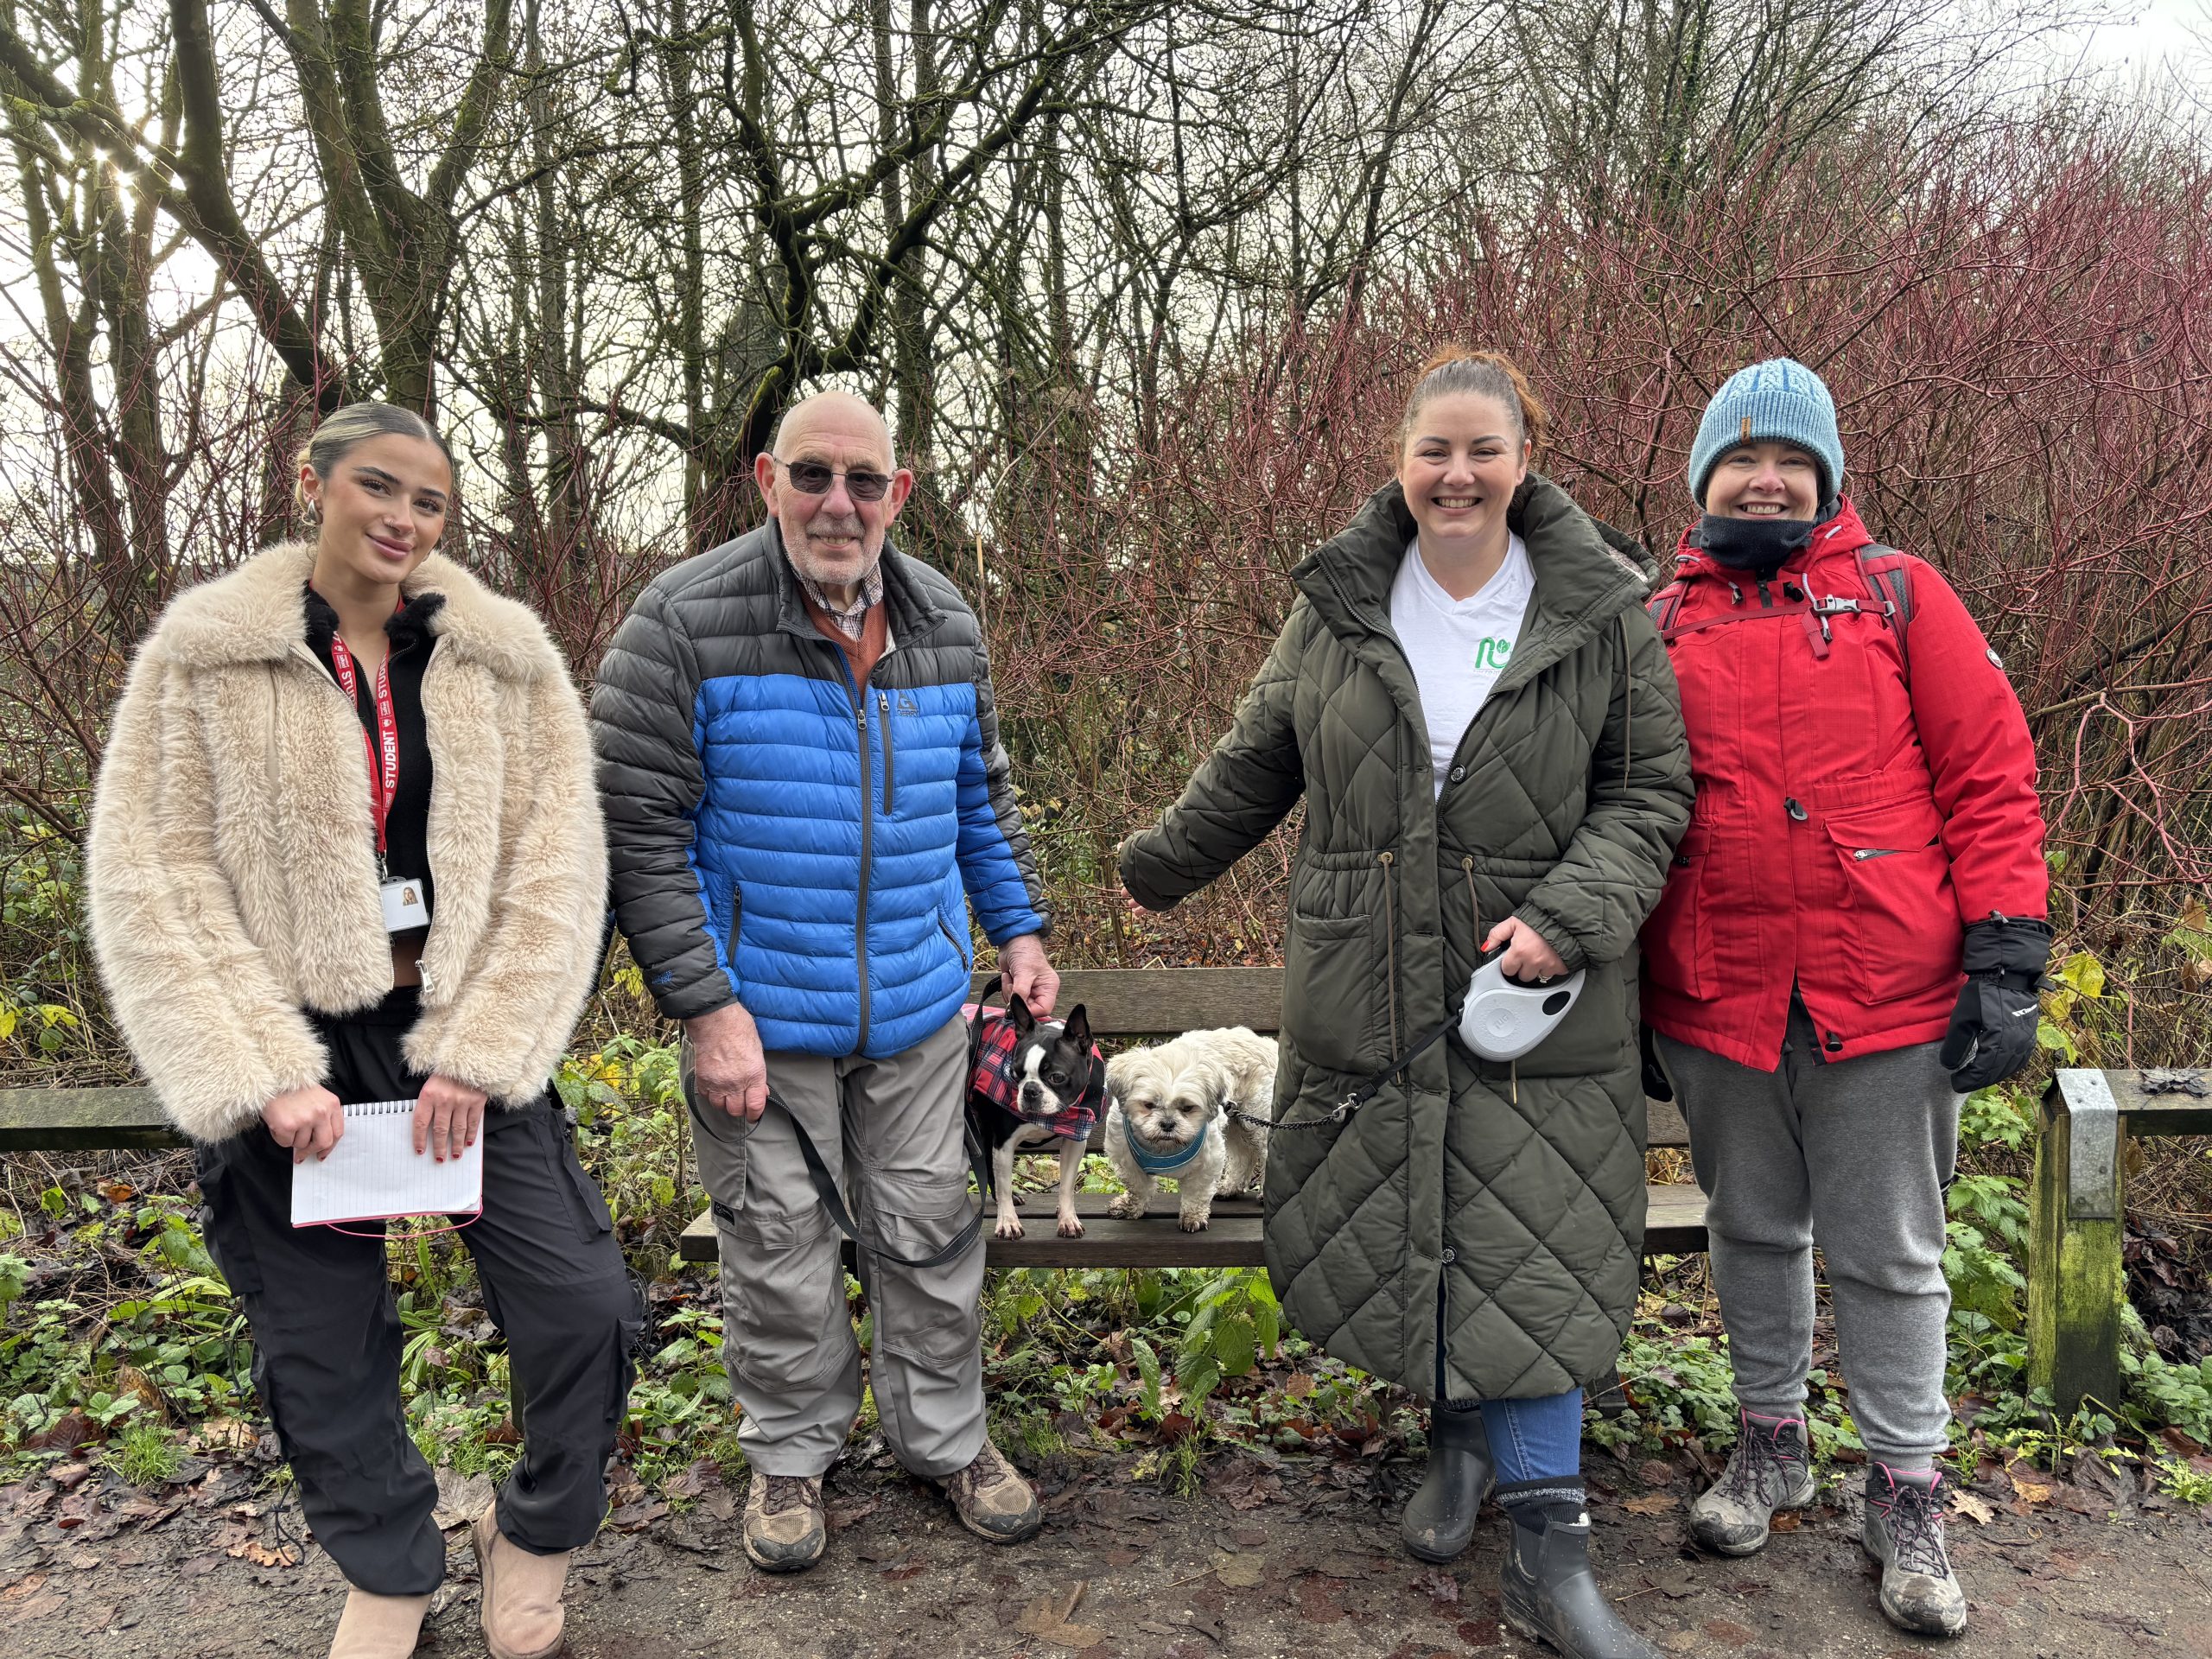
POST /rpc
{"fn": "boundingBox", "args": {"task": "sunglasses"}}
[776,458,893,503]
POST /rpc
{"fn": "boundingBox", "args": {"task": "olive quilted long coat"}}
[1120,476,1693,1402]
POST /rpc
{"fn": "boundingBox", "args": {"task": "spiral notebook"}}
[289,1099,484,1227]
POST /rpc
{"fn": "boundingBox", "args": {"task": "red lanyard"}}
[327,629,400,864]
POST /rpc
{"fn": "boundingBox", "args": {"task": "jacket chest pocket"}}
[1281,850,1394,1074]
[1823,799,1955,1004]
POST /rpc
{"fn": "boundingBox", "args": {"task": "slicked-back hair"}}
[295,402,454,511]
[1400,348,1547,460]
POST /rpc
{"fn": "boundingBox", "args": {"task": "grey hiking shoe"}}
[1862,1465,1967,1637]
[936,1437,1042,1543]
[742,1472,826,1573]
[1689,1409,1817,1555]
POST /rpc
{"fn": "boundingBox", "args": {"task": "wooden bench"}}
[2030,1066,2211,1414]
[0,967,1710,1271]
[671,966,1710,1268]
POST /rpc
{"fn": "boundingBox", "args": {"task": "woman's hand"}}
[264,1084,346,1164]
[1483,915,1569,983]
[413,1074,487,1163]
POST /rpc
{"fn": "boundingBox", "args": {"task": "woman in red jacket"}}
[1640,360,2050,1639]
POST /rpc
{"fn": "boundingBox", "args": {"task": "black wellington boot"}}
[1400,1403,1495,1563]
[1497,1480,1662,1659]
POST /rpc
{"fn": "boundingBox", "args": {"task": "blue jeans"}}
[1478,1389,1585,1482]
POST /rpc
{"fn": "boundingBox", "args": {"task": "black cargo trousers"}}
[193,988,641,1595]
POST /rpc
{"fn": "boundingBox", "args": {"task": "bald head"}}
[772,391,896,470]
[754,390,913,606]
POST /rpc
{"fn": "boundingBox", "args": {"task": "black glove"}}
[1640,1022,1673,1103]
[1938,916,2053,1091]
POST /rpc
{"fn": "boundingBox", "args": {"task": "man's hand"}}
[413,1074,487,1163]
[264,1084,346,1164]
[1483,915,1569,983]
[687,1001,771,1122]
[999,932,1059,1020]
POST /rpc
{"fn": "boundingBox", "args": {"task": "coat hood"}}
[148,541,568,683]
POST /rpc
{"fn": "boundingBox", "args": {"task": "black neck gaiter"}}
[1689,512,1821,580]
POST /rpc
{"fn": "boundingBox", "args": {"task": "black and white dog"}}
[966,996,1099,1241]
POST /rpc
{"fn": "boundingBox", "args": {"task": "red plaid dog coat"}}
[963,1003,1106,1141]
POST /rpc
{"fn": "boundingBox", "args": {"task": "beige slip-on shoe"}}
[471,1501,572,1659]
[327,1587,431,1658]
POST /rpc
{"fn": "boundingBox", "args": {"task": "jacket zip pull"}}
[877,691,894,815]
[1378,850,1400,1072]
[1461,855,1479,949]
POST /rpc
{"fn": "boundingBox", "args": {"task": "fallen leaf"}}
[1409,1567,1460,1605]
[1949,1488,1995,1525]
[1768,1510,1801,1533]
[1014,1580,1102,1649]
[431,1468,495,1531]
[1636,1459,1675,1487]
[1283,1372,1316,1399]
[1213,1550,1266,1587]
[1623,1492,1678,1515]
[1,1571,50,1602]
[825,1493,883,1529]
[2007,1465,2055,1507]
[880,1558,928,1581]
[609,1499,669,1531]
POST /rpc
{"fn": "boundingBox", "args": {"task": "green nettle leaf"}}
[1129,1334,1163,1418]
[2037,1021,2076,1061]
[1254,1299,1281,1360]
[1178,1350,1222,1409]
[39,1186,67,1219]
[1214,1315,1257,1378]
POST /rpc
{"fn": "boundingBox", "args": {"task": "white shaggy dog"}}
[1103,1027,1277,1231]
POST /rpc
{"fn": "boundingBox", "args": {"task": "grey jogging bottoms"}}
[1655,998,1960,1465]
[688,1013,986,1479]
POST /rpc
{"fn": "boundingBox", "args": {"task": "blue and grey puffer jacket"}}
[590,524,1049,1055]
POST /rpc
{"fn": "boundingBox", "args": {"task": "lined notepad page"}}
[290,1100,484,1226]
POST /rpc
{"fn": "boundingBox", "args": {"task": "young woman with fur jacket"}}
[85,403,636,1659]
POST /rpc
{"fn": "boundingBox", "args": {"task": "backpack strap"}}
[1645,579,1690,644]
[1855,544,1913,685]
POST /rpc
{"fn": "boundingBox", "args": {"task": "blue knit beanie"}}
[1687,359,1845,508]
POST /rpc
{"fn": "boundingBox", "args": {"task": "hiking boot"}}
[1688,1409,1818,1556]
[1497,1480,1662,1659]
[1402,1402,1496,1563]
[742,1472,827,1573]
[936,1437,1042,1543]
[1862,1465,1967,1637]
[328,1588,430,1658]
[471,1503,570,1659]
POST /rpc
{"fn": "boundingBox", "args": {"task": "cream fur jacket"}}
[86,542,608,1143]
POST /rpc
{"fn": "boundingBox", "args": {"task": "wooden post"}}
[2027,1071,2126,1417]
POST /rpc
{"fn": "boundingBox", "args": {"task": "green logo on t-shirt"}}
[1473,637,1513,670]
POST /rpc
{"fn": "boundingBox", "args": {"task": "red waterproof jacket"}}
[1638,498,2048,1070]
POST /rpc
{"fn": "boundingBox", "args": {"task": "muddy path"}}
[2,1445,2207,1658]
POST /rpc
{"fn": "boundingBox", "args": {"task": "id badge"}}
[379,876,430,932]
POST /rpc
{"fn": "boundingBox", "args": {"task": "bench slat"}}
[675,1180,1709,1268]
[0,1086,181,1151]
[978,967,1286,1035]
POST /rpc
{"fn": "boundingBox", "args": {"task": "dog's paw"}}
[1178,1211,1211,1232]
[1106,1192,1143,1220]
[1057,1213,1086,1238]
[994,1215,1026,1240]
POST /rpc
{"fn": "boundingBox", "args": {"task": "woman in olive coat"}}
[1122,352,1691,1659]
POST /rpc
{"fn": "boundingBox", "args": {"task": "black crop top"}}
[304,583,444,936]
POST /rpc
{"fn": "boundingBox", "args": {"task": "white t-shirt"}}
[1389,535,1535,798]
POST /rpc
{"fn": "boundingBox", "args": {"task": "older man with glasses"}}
[592,390,1059,1573]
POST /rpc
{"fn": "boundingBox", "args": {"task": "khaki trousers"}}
[688,1014,986,1478]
